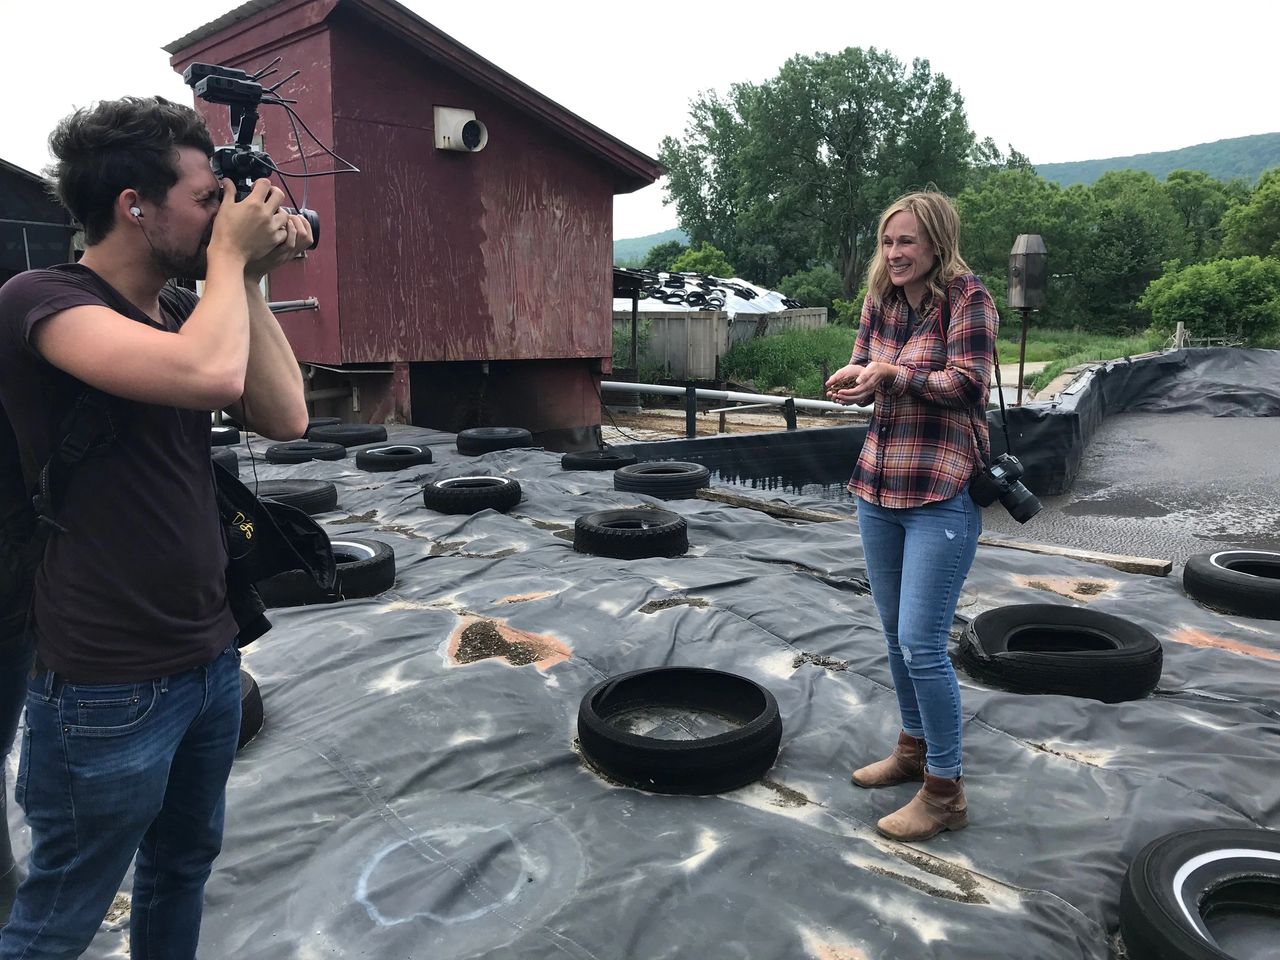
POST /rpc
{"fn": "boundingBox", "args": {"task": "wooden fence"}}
[612,307,828,379]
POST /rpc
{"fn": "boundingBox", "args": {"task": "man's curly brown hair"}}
[46,96,214,245]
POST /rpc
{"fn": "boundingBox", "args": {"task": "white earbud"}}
[129,206,142,219]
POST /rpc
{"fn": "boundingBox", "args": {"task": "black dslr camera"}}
[969,453,1042,523]
[183,61,320,249]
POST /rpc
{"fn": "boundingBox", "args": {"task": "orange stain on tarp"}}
[812,947,868,960]
[1169,626,1280,662]
[499,590,558,604]
[446,615,571,671]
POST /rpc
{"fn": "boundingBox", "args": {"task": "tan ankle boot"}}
[851,731,926,788]
[875,773,968,841]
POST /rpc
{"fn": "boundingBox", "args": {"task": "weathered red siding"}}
[328,10,613,364]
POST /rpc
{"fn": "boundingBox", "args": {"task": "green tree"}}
[660,47,975,295]
[1140,256,1280,346]
[1221,168,1280,258]
[641,240,688,272]
[778,264,844,310]
[1162,169,1237,262]
[669,241,735,277]
[1072,172,1189,331]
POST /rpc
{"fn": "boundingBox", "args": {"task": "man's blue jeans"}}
[0,645,241,960]
[856,490,980,778]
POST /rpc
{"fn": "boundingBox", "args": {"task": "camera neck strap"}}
[939,287,1015,461]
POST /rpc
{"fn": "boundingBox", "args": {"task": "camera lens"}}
[1001,482,1043,524]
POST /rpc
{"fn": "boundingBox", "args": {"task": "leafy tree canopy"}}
[1221,167,1280,258]
[669,241,736,277]
[660,46,975,295]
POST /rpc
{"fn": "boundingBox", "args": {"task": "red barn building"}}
[167,0,661,449]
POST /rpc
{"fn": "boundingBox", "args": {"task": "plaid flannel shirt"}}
[847,274,998,509]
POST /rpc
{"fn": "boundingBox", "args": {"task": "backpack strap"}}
[30,389,118,542]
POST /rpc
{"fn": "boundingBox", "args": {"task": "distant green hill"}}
[613,227,688,265]
[1036,133,1280,187]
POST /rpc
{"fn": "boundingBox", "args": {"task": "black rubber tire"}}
[238,670,263,750]
[577,667,782,795]
[954,603,1162,703]
[211,447,239,477]
[1183,550,1280,620]
[422,476,522,514]
[252,479,338,516]
[306,423,388,447]
[574,508,688,559]
[613,461,711,500]
[264,441,348,464]
[355,444,434,472]
[560,449,640,471]
[211,425,241,446]
[257,537,396,607]
[456,427,534,455]
[1119,827,1280,960]
[303,417,342,439]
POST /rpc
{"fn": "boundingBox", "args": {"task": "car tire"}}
[251,479,338,516]
[1119,827,1280,960]
[355,444,434,472]
[422,476,522,514]
[306,423,388,447]
[577,667,782,795]
[1183,550,1280,620]
[456,427,534,455]
[574,508,688,559]
[303,417,342,438]
[239,670,263,750]
[211,425,240,446]
[613,461,710,500]
[264,441,348,464]
[954,603,1163,703]
[211,447,239,477]
[257,538,396,607]
[560,449,640,471]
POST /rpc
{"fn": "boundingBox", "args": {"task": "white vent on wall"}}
[434,107,489,152]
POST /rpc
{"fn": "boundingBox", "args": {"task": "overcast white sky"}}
[2,0,1275,238]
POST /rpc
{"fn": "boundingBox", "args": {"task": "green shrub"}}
[778,265,844,311]
[1139,256,1280,346]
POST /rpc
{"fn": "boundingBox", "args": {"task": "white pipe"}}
[601,380,869,413]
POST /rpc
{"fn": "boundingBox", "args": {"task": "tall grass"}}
[720,325,1167,398]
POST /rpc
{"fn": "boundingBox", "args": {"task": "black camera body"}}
[183,61,320,249]
[969,453,1042,523]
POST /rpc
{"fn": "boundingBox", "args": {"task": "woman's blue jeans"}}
[856,490,980,779]
[0,645,241,960]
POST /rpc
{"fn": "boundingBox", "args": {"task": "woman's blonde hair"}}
[865,190,971,307]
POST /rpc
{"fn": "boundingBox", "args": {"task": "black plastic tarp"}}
[14,424,1275,959]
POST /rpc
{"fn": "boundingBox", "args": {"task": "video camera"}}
[183,60,321,249]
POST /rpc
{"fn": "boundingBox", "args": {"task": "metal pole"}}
[783,397,797,430]
[1017,308,1030,406]
[685,386,697,438]
[629,293,639,372]
[21,228,30,271]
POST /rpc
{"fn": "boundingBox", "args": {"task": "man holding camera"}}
[0,96,310,958]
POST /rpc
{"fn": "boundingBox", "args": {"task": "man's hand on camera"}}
[208,179,290,267]
[245,213,313,282]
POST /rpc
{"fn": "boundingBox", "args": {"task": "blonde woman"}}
[825,191,997,842]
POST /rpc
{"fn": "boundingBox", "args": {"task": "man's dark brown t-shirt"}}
[0,264,235,682]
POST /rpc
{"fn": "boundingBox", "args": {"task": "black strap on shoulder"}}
[31,389,118,546]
